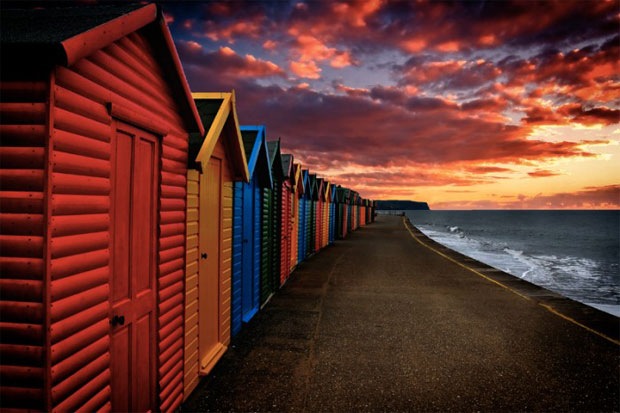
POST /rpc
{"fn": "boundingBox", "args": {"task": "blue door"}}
[241,179,259,322]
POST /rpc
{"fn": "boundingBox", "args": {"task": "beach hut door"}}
[110,124,158,412]
[199,157,222,367]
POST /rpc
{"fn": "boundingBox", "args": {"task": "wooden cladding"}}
[1,24,192,412]
[0,77,49,412]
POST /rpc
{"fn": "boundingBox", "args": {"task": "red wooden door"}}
[110,123,158,412]
[199,157,221,365]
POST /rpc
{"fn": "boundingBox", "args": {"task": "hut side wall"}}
[0,75,50,411]
[270,181,281,291]
[49,29,189,412]
[184,170,199,396]
[315,201,322,252]
[322,201,329,247]
[219,147,234,348]
[297,199,305,264]
[231,182,243,337]
[280,181,292,285]
[290,190,298,271]
[260,188,272,305]
[252,185,261,315]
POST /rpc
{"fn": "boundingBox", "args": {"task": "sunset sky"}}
[161,0,619,209]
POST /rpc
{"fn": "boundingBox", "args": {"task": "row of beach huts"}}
[0,3,376,412]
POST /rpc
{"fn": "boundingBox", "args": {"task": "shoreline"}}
[403,215,620,345]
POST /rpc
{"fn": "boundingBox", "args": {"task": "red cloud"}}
[162,1,617,207]
[290,60,321,79]
[467,166,514,174]
[175,42,285,79]
[434,185,620,210]
[398,59,501,90]
[389,1,617,53]
[528,169,561,178]
[213,82,600,171]
[333,82,369,98]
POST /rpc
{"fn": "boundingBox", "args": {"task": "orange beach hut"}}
[184,92,249,396]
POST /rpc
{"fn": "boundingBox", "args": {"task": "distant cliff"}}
[376,200,430,210]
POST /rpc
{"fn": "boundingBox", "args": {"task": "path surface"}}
[181,215,619,412]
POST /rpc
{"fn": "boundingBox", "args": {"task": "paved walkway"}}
[181,215,619,412]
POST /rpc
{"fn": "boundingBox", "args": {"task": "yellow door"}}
[199,157,221,368]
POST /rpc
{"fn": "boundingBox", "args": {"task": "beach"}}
[182,215,619,412]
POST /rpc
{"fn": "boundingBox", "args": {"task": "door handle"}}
[110,315,125,326]
[201,252,208,259]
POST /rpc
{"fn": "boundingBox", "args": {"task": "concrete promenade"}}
[181,215,619,412]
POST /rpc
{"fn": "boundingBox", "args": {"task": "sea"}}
[403,210,620,317]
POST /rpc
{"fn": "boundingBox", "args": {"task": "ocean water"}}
[404,210,620,317]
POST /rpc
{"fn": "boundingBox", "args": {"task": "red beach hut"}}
[0,3,203,412]
[360,198,367,227]
[280,154,294,285]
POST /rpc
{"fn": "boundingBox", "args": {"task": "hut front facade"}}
[231,125,272,336]
[0,3,203,411]
[280,154,294,285]
[322,181,330,248]
[184,92,249,396]
[291,163,303,268]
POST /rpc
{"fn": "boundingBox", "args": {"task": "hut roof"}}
[1,1,203,135]
[240,125,273,188]
[267,140,284,180]
[281,154,293,179]
[191,92,250,182]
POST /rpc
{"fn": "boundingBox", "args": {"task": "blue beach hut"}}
[298,169,310,263]
[231,125,272,336]
[307,174,317,257]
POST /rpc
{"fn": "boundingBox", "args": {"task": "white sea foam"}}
[414,217,619,318]
[588,303,620,317]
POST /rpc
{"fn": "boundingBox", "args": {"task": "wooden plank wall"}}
[290,189,298,271]
[231,182,244,337]
[218,140,233,350]
[184,170,199,397]
[50,30,189,412]
[0,76,50,411]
